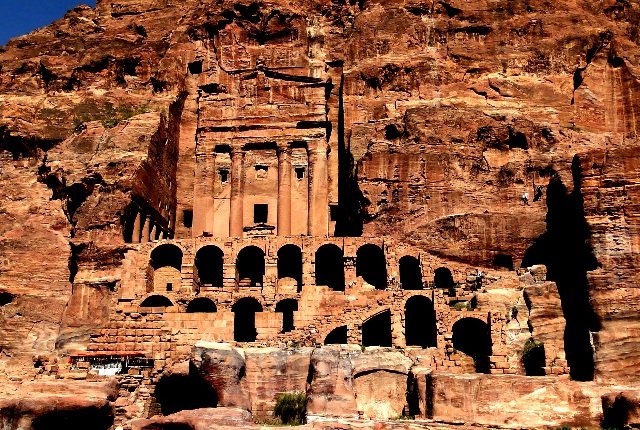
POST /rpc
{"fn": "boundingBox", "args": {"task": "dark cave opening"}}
[452,318,492,374]
[195,245,224,287]
[362,310,392,347]
[433,267,454,289]
[236,246,265,287]
[154,363,218,416]
[315,244,345,291]
[356,244,387,290]
[275,298,298,333]
[32,404,114,430]
[521,156,600,381]
[232,297,263,342]
[324,325,348,345]
[405,295,437,348]
[601,394,631,430]
[278,244,303,292]
[399,256,423,290]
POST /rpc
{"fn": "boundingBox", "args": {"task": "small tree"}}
[521,338,545,376]
[274,391,306,425]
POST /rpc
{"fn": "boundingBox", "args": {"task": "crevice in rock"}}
[571,31,613,104]
[521,155,601,381]
[31,403,114,430]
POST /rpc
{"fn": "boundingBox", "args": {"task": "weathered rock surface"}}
[131,407,252,430]
[2,0,640,427]
[0,380,117,430]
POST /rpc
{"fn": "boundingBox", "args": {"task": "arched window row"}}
[146,242,472,293]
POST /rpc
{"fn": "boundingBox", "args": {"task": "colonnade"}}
[196,140,329,238]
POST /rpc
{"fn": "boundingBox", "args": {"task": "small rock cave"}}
[601,394,632,430]
[521,156,600,381]
[154,363,218,416]
[31,404,114,430]
[452,318,492,374]
[362,310,392,347]
[0,291,14,306]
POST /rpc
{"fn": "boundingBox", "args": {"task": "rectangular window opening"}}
[183,210,193,228]
[295,167,305,180]
[188,61,203,75]
[166,283,173,292]
[254,204,268,224]
[219,169,229,183]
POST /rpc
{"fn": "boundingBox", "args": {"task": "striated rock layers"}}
[2,0,640,428]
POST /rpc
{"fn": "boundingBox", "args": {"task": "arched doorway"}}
[315,244,344,291]
[278,245,302,292]
[452,317,492,373]
[236,246,265,287]
[150,244,183,292]
[232,297,263,342]
[324,326,348,345]
[186,297,217,313]
[356,244,387,290]
[399,256,422,290]
[433,267,454,289]
[405,296,437,348]
[362,310,392,347]
[275,299,298,333]
[195,246,224,287]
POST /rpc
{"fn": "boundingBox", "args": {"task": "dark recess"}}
[521,156,600,381]
[32,404,114,430]
[362,310,392,347]
[154,362,218,415]
[452,318,492,373]
[405,296,437,348]
[324,326,348,345]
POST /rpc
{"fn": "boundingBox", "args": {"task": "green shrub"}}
[73,104,150,131]
[521,338,545,376]
[274,392,306,425]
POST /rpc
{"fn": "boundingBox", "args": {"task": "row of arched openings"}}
[150,243,431,292]
[139,296,297,342]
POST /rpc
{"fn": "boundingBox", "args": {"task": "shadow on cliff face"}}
[31,404,114,430]
[521,156,600,381]
[154,363,218,415]
[334,74,368,237]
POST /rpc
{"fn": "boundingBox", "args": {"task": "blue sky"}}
[0,0,96,46]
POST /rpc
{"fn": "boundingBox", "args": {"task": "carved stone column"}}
[308,142,329,236]
[229,148,245,237]
[132,210,142,244]
[193,151,216,237]
[141,215,151,243]
[277,146,292,236]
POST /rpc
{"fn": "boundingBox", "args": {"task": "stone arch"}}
[277,244,302,292]
[433,267,454,289]
[275,298,298,333]
[315,244,344,291]
[362,309,392,347]
[141,295,173,308]
[324,325,348,345]
[356,244,387,290]
[186,297,217,313]
[232,297,263,342]
[195,245,224,288]
[150,244,183,293]
[399,256,422,290]
[236,246,265,287]
[404,295,437,348]
[452,317,492,373]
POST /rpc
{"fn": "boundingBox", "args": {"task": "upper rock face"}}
[1,0,640,406]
